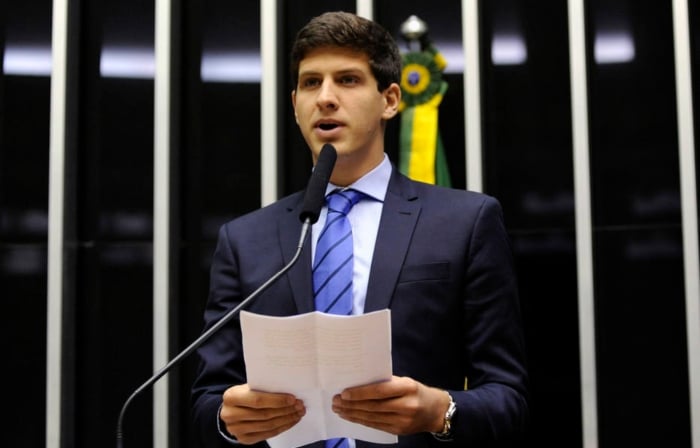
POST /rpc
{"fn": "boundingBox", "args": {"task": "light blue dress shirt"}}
[311,154,391,316]
[310,154,391,448]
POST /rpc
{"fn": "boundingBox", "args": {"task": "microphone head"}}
[299,144,337,224]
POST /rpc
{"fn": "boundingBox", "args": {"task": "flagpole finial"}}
[400,15,428,42]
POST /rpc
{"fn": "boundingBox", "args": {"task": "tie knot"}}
[327,189,364,215]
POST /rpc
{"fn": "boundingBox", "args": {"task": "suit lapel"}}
[364,171,421,313]
[278,195,315,314]
[279,170,421,315]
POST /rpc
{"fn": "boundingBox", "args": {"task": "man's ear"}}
[382,83,401,120]
[291,90,299,124]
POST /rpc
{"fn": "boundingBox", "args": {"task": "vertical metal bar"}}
[261,0,278,206]
[356,0,373,19]
[153,0,171,445]
[462,0,483,192]
[672,1,700,446]
[568,0,598,447]
[47,0,68,446]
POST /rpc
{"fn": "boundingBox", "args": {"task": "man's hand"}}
[219,384,306,445]
[331,376,450,435]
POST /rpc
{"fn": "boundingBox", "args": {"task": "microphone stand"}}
[115,218,314,448]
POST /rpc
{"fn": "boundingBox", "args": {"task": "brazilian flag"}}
[399,44,451,187]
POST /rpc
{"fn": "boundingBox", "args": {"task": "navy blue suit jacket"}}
[192,168,528,447]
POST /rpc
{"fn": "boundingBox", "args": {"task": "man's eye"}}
[302,79,320,87]
[340,76,358,85]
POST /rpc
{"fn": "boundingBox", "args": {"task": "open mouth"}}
[318,123,339,131]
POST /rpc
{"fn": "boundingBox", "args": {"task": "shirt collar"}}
[325,153,391,202]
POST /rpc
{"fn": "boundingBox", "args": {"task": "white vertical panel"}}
[356,0,373,19]
[261,0,278,206]
[568,0,598,447]
[672,1,700,446]
[462,0,483,192]
[153,0,171,446]
[47,0,68,446]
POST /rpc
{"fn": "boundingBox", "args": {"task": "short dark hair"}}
[290,11,401,92]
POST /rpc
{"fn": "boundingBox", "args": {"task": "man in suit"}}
[191,11,528,447]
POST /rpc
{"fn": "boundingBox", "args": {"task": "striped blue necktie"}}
[313,189,364,315]
[313,189,364,448]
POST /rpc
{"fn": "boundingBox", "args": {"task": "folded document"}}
[241,309,397,448]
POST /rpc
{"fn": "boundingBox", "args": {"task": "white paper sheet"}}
[240,309,397,448]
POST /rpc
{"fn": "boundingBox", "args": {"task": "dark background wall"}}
[1,0,698,447]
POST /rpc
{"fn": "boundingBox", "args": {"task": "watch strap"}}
[431,392,456,442]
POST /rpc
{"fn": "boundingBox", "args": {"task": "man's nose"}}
[316,81,338,109]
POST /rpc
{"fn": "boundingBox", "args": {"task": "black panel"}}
[181,0,262,240]
[178,1,262,446]
[594,228,689,447]
[586,1,690,446]
[78,79,155,241]
[1,1,51,446]
[587,1,681,228]
[0,78,51,241]
[75,244,154,448]
[0,246,47,447]
[74,0,156,446]
[511,230,580,446]
[481,0,575,230]
[480,0,581,446]
[691,0,700,235]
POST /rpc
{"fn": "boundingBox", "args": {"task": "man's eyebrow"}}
[299,65,366,76]
[335,68,364,75]
[298,69,320,77]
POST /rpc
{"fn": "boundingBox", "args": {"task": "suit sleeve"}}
[449,196,529,446]
[190,224,268,448]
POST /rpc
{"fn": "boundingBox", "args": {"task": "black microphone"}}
[300,143,337,224]
[115,144,337,448]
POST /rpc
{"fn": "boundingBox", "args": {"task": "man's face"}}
[292,46,400,185]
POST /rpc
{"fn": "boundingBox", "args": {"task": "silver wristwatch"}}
[431,392,456,441]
